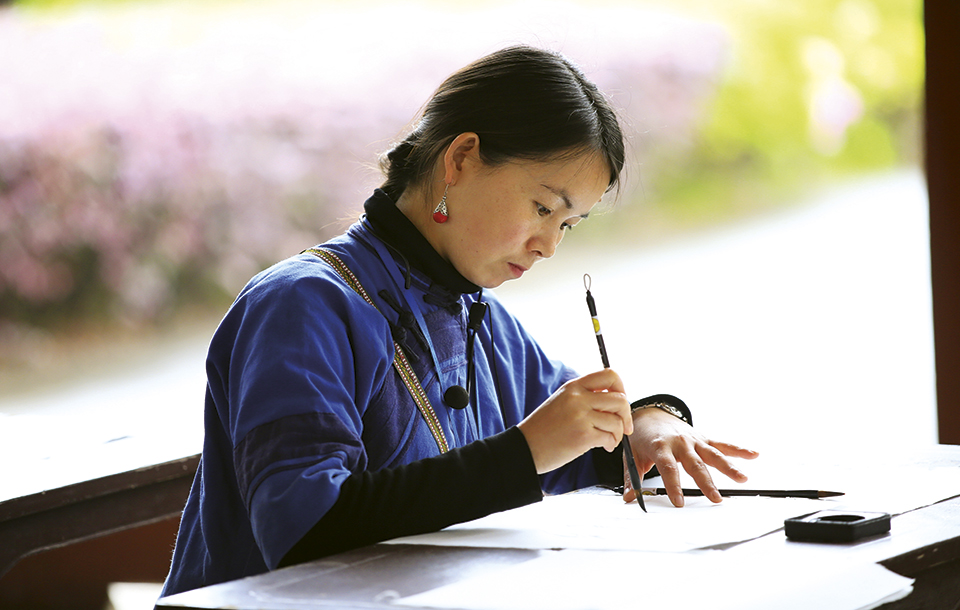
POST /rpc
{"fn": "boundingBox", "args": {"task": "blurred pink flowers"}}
[0,1,726,328]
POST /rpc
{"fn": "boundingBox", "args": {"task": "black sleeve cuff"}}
[492,426,545,509]
[632,393,693,426]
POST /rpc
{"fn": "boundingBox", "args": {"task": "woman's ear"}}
[442,132,481,186]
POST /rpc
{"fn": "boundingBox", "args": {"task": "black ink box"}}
[785,510,891,542]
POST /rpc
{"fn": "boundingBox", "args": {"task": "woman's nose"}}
[529,228,561,259]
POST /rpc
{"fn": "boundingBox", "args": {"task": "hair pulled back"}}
[379,45,625,200]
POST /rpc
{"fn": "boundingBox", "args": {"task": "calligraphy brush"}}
[584,274,646,513]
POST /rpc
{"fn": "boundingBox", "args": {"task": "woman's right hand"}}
[516,369,633,474]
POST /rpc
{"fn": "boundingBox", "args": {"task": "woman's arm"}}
[279,427,542,567]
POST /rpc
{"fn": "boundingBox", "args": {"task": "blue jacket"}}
[160,191,610,595]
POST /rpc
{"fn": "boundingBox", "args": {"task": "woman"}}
[159,45,758,596]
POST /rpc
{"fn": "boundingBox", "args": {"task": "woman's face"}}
[434,150,611,289]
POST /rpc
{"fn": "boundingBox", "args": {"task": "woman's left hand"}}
[622,408,759,507]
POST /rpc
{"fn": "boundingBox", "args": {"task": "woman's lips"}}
[508,263,528,278]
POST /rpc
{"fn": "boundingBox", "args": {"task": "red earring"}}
[433,185,449,223]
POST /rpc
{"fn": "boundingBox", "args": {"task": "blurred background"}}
[0,0,933,606]
[0,0,925,393]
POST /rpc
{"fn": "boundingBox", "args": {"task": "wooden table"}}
[0,344,205,608]
[0,407,200,580]
[0,453,199,579]
[157,445,960,610]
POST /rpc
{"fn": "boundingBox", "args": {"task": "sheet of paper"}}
[732,446,960,515]
[388,447,960,553]
[388,491,823,552]
[396,549,914,610]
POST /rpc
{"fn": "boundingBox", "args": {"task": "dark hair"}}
[379,45,625,200]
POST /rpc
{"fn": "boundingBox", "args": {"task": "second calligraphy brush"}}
[584,274,646,513]
[642,488,844,499]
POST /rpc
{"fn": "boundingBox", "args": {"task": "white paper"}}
[388,491,824,552]
[734,446,960,515]
[388,447,960,557]
[396,549,914,610]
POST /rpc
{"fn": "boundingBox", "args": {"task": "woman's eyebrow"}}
[541,184,590,218]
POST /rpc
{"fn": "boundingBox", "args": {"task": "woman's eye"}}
[537,202,574,231]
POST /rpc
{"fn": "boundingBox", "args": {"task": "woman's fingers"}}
[694,441,754,484]
[576,369,633,436]
[577,368,627,395]
[587,387,633,436]
[591,409,628,452]
[654,451,700,507]
[626,410,760,506]
[517,370,631,474]
[621,436,761,507]
[661,437,762,505]
[708,440,761,460]
[677,448,722,504]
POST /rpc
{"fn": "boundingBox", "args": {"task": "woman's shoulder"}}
[239,231,381,301]
[239,253,351,302]
[227,245,386,327]
[212,246,394,356]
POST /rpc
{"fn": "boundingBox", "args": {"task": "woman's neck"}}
[364,189,478,295]
[395,182,445,258]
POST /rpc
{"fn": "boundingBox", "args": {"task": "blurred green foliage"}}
[612,0,924,235]
[712,0,919,163]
